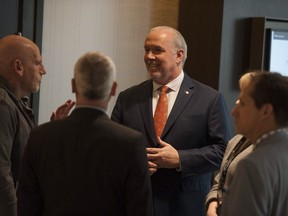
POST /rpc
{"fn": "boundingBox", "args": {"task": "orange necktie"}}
[154,86,169,137]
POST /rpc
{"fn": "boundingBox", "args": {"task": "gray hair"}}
[74,51,116,100]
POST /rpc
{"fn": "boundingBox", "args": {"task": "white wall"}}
[39,0,179,124]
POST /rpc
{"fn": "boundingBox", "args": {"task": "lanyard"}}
[217,136,252,204]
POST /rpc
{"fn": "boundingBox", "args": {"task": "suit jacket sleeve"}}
[0,101,17,216]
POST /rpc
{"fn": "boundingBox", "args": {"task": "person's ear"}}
[14,59,24,76]
[261,103,273,118]
[71,78,76,93]
[110,81,117,96]
[176,49,184,66]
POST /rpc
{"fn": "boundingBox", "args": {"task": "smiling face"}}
[144,27,184,85]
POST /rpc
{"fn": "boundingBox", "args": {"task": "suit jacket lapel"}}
[138,80,158,145]
[162,74,195,137]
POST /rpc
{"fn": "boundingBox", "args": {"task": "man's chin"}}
[32,86,40,93]
[149,72,161,81]
[149,70,160,77]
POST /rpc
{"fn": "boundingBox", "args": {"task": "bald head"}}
[0,35,46,98]
[0,35,38,74]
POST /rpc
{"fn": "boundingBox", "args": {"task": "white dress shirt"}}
[152,71,184,117]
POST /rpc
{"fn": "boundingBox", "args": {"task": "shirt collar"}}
[75,105,107,115]
[254,128,288,147]
[153,71,184,92]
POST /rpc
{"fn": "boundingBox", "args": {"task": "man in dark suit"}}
[111,26,231,216]
[17,51,154,216]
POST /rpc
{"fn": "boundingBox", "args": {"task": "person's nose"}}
[231,100,239,117]
[40,63,47,75]
[146,50,155,59]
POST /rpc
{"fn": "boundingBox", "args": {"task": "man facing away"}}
[17,51,154,216]
[222,71,288,216]
[111,26,231,216]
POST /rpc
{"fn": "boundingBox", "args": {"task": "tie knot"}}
[159,86,169,94]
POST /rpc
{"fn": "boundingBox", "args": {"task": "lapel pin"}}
[185,91,189,94]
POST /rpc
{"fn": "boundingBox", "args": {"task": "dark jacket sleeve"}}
[0,97,18,216]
